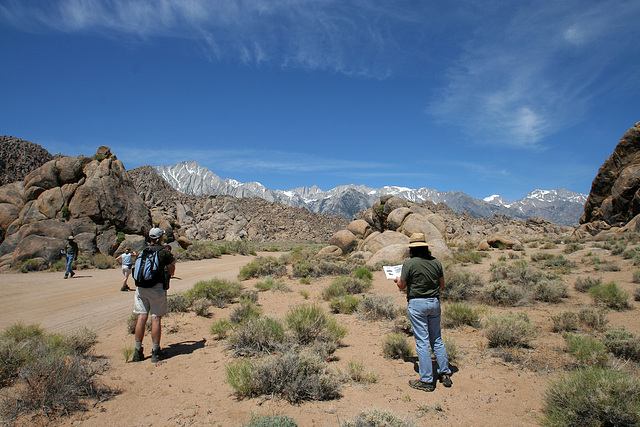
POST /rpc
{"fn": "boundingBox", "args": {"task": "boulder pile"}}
[0,147,151,270]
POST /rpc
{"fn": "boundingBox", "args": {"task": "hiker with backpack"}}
[132,227,175,363]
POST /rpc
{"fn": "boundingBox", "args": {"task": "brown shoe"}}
[409,379,435,392]
[440,373,453,387]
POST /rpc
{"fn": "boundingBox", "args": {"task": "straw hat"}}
[408,233,429,247]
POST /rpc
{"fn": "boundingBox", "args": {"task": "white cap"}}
[149,227,165,239]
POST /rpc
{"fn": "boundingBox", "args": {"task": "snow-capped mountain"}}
[155,161,587,226]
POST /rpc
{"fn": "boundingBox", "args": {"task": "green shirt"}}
[148,243,175,269]
[400,256,443,300]
[65,241,78,256]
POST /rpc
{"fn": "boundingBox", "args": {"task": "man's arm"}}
[394,277,407,291]
[439,276,445,291]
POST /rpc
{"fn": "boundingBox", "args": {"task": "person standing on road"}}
[394,233,453,392]
[115,247,137,292]
[61,236,79,279]
[132,228,175,363]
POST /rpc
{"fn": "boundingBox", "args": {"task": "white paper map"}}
[383,265,403,280]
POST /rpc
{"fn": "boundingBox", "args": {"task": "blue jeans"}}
[407,297,451,383]
[65,254,75,277]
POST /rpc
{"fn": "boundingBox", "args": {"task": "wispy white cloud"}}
[427,0,640,149]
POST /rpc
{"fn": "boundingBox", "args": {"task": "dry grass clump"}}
[185,278,244,308]
[577,307,609,332]
[541,367,640,426]
[602,326,640,361]
[0,323,112,424]
[588,282,631,310]
[230,300,262,324]
[192,298,212,317]
[285,304,347,346]
[243,414,298,427]
[480,281,528,306]
[442,302,484,328]
[174,241,222,261]
[358,294,398,320]
[321,276,372,300]
[393,315,413,336]
[239,256,287,280]
[329,295,361,314]
[339,359,379,384]
[254,276,291,292]
[562,333,608,367]
[563,242,584,254]
[229,316,287,356]
[533,278,568,303]
[442,263,482,301]
[452,249,485,264]
[91,253,115,269]
[342,407,418,427]
[381,333,413,359]
[167,293,191,313]
[483,312,535,348]
[210,319,233,340]
[550,311,579,332]
[574,276,602,293]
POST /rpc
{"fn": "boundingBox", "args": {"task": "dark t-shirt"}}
[148,243,175,269]
[400,256,443,300]
[65,241,78,256]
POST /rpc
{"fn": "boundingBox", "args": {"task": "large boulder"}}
[366,243,408,268]
[387,207,411,231]
[426,238,454,260]
[400,213,443,242]
[347,219,371,238]
[363,230,409,254]
[330,229,358,254]
[486,234,521,249]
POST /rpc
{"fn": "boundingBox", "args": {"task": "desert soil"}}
[1,244,639,426]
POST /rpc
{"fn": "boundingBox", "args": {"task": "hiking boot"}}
[151,348,164,363]
[409,379,435,392]
[70,272,75,278]
[132,347,144,362]
[440,373,453,388]
[64,274,68,279]
[120,285,131,292]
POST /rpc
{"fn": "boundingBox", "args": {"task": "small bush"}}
[382,333,413,359]
[442,302,483,328]
[453,250,484,264]
[210,319,232,339]
[192,298,212,317]
[444,336,457,363]
[352,267,373,281]
[341,360,379,384]
[577,307,609,331]
[550,311,578,332]
[254,276,291,292]
[562,333,608,367]
[442,263,482,301]
[229,316,286,356]
[176,241,222,261]
[240,289,259,303]
[342,408,417,427]
[285,305,347,346]
[186,279,243,307]
[533,279,568,303]
[483,312,534,348]
[541,367,640,426]
[91,253,115,269]
[602,326,640,361]
[243,414,298,427]
[329,295,360,314]
[239,256,287,280]
[230,300,262,324]
[322,276,371,300]
[633,270,640,284]
[574,276,602,292]
[358,294,397,320]
[18,258,43,273]
[167,293,191,313]
[481,281,527,306]
[563,243,584,254]
[393,315,413,336]
[588,282,631,310]
[634,287,640,301]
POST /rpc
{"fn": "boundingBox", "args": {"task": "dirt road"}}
[0,254,255,334]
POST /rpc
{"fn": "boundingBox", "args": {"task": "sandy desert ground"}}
[1,242,639,426]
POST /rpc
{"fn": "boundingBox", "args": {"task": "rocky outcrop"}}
[128,166,348,243]
[0,136,54,186]
[0,147,152,270]
[579,122,640,234]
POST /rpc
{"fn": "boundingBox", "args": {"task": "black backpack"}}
[133,246,166,288]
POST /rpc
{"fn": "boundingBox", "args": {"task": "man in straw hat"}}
[394,233,452,392]
[61,235,78,279]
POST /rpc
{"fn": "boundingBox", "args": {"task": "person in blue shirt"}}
[115,247,137,291]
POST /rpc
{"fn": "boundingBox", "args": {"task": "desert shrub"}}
[329,295,361,314]
[240,289,259,303]
[622,247,639,259]
[382,333,413,359]
[541,367,640,426]
[352,267,373,281]
[489,260,546,288]
[229,316,286,356]
[550,311,578,332]
[91,253,115,269]
[18,258,43,273]
[125,313,151,335]
[342,408,417,427]
[192,298,212,317]
[444,336,458,363]
[563,242,584,254]
[634,287,640,301]
[49,259,66,272]
[633,270,640,284]
[254,276,291,292]
[574,276,602,292]
[358,294,397,320]
[610,241,627,255]
[442,302,483,328]
[230,300,262,324]
[533,278,568,303]
[291,259,313,278]
[226,351,341,403]
[393,315,413,336]
[562,333,608,367]
[483,312,534,348]
[167,293,191,313]
[223,239,254,256]
[588,282,631,310]
[530,252,554,262]
[180,241,222,261]
[540,242,557,250]
[243,414,298,427]
[441,263,482,301]
[340,359,379,384]
[239,256,287,280]
[210,319,232,339]
[186,278,243,307]
[64,328,98,355]
[453,250,484,264]
[285,305,347,346]
[577,307,609,331]
[602,326,640,361]
[321,276,371,300]
[480,281,527,306]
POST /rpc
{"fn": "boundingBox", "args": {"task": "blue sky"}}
[1,0,639,201]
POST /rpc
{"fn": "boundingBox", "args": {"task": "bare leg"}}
[151,316,162,345]
[134,313,148,342]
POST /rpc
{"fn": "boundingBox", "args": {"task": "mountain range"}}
[155,161,587,226]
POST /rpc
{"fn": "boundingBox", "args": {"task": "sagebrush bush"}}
[239,256,287,280]
[577,307,609,331]
[321,276,371,300]
[550,311,578,332]
[574,276,602,292]
[186,279,243,307]
[633,270,640,284]
[254,276,291,292]
[442,263,482,301]
[230,300,262,324]
[91,253,115,269]
[442,302,483,328]
[382,333,413,359]
[174,241,221,261]
[243,414,298,427]
[588,282,631,310]
[533,278,568,303]
[444,336,457,363]
[634,287,640,301]
[226,351,341,403]
[167,293,191,313]
[562,333,608,367]
[481,281,528,306]
[285,304,347,346]
[342,408,417,427]
[452,250,484,264]
[602,326,640,361]
[192,298,212,317]
[229,316,286,356]
[210,319,232,339]
[541,367,640,426]
[329,295,360,314]
[358,294,397,320]
[393,315,413,336]
[483,312,534,348]
[352,267,373,281]
[18,258,42,273]
[563,242,584,254]
[489,260,546,288]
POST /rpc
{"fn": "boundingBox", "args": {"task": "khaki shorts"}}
[133,284,167,317]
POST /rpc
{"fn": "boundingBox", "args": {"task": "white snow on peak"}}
[484,195,501,202]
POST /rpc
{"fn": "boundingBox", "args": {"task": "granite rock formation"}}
[0,136,54,185]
